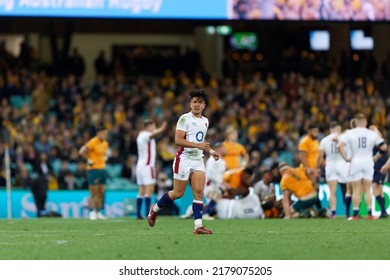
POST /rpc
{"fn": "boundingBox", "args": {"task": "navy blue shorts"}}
[373,172,385,185]
[87,169,107,186]
[292,196,319,212]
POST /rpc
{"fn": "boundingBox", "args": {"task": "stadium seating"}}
[10,95,31,109]
[105,164,123,178]
[51,159,62,175]
[278,151,294,165]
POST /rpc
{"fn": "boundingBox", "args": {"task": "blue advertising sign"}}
[0,0,228,19]
[1,183,388,219]
[0,190,135,218]
[0,188,190,219]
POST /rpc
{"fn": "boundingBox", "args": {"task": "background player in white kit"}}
[135,119,167,219]
[317,122,348,218]
[338,114,387,220]
[203,142,226,218]
[337,118,356,218]
[254,170,282,218]
[147,89,220,234]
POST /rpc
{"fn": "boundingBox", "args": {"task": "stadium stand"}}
[1,24,390,199]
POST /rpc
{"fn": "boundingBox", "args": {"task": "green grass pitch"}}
[0,217,389,260]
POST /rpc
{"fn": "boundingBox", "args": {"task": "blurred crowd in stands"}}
[1,38,390,195]
[232,0,390,21]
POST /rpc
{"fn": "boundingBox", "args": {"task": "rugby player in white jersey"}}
[253,170,282,218]
[337,118,356,218]
[203,142,226,219]
[147,89,220,234]
[317,122,348,218]
[338,114,387,220]
[135,119,167,219]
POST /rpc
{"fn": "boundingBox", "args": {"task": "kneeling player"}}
[279,162,325,219]
[215,167,264,219]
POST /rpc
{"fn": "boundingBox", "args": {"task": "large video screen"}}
[309,30,330,51]
[0,0,228,19]
[1,0,389,20]
[350,29,374,50]
[230,32,258,51]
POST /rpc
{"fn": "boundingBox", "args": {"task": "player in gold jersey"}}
[298,124,320,187]
[79,127,110,220]
[279,162,325,219]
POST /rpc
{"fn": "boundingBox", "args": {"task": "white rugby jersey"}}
[337,133,352,159]
[232,192,263,219]
[253,180,275,200]
[175,112,209,160]
[319,133,344,162]
[136,131,156,167]
[340,127,384,160]
[206,156,226,186]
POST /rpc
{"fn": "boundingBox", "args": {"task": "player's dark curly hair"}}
[189,88,208,105]
[243,167,254,176]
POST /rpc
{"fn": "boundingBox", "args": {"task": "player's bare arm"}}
[208,143,220,161]
[338,142,350,162]
[241,152,249,167]
[316,149,325,170]
[299,150,317,176]
[79,145,93,165]
[150,122,168,138]
[379,144,390,174]
[379,142,388,152]
[298,150,309,168]
[79,145,89,160]
[373,151,382,162]
[210,150,220,161]
[380,158,390,174]
[282,189,292,219]
[227,185,249,198]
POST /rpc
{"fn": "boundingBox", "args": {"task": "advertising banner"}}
[1,183,389,218]
[0,189,186,218]
[0,190,135,218]
[0,0,228,19]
